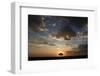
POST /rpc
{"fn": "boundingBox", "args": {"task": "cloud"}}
[47,43,56,46]
[48,34,65,41]
[28,15,47,32]
[29,36,56,47]
[28,15,88,49]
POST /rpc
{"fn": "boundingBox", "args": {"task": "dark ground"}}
[28,55,88,61]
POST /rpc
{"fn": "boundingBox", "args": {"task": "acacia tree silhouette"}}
[58,53,63,56]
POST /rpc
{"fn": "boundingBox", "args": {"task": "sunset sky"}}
[28,15,88,58]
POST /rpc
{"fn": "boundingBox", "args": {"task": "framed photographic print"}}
[11,2,96,74]
[28,15,88,61]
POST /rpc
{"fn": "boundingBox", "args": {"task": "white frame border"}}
[11,2,96,74]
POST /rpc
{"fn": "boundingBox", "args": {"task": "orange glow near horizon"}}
[56,48,66,57]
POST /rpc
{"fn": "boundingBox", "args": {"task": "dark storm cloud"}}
[53,17,88,40]
[69,17,88,28]
[28,15,88,41]
[28,15,47,32]
[56,25,76,40]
